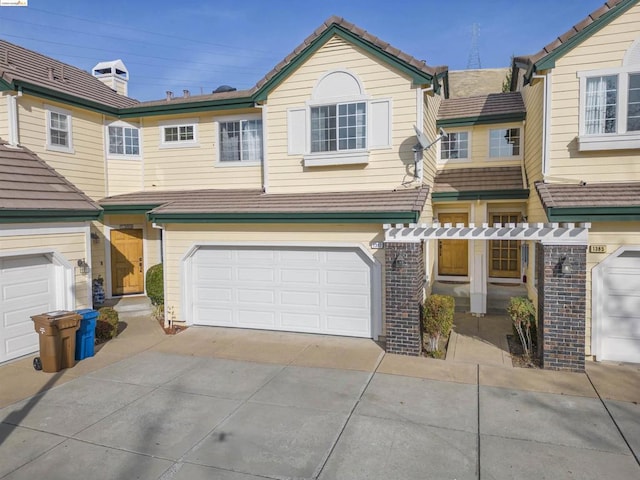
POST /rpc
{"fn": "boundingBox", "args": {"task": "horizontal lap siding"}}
[0,93,8,139]
[548,3,640,183]
[266,35,419,193]
[17,96,105,200]
[162,223,385,325]
[107,160,143,196]
[0,231,90,309]
[141,112,262,191]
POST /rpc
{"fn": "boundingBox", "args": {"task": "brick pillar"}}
[384,242,424,355]
[536,243,587,372]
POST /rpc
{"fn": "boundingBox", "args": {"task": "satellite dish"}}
[413,125,431,150]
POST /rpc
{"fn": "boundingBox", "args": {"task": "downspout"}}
[532,73,551,179]
[255,103,268,193]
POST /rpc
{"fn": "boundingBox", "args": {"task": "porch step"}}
[98,296,154,316]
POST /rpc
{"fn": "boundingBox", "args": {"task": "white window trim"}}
[577,66,640,151]
[45,104,74,153]
[106,120,142,160]
[158,118,199,148]
[437,130,472,165]
[214,113,263,166]
[487,126,523,161]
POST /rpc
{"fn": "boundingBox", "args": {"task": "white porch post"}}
[470,248,486,316]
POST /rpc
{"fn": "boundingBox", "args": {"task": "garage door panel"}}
[4,302,51,328]
[190,246,375,338]
[197,307,233,326]
[3,278,51,301]
[605,269,640,292]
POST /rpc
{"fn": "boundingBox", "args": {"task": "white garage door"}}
[190,246,376,338]
[0,254,57,363]
[599,250,640,363]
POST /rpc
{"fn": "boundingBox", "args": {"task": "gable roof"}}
[0,140,102,222]
[536,181,640,221]
[437,92,525,127]
[99,186,429,223]
[512,0,637,84]
[0,40,139,112]
[1,17,446,117]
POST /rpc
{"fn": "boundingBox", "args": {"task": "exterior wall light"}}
[77,258,90,275]
[393,252,406,269]
[560,256,572,274]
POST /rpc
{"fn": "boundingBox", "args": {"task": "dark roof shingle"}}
[0,140,102,212]
[433,167,524,193]
[438,92,525,120]
[536,181,640,209]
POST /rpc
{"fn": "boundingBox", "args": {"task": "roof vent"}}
[183,89,190,98]
[92,59,129,96]
[213,85,237,93]
[47,66,54,81]
[166,91,173,101]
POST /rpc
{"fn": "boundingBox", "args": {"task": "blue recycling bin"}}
[75,308,99,360]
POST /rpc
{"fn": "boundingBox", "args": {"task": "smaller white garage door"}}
[0,254,58,363]
[189,246,377,338]
[599,250,640,363]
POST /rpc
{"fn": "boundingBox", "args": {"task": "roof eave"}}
[119,96,256,118]
[546,205,640,222]
[432,189,529,202]
[0,209,102,223]
[437,111,526,128]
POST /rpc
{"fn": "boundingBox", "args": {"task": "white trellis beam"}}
[383,222,590,244]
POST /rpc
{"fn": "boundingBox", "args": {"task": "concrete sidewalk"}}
[0,317,639,479]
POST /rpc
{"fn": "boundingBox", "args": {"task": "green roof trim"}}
[118,97,256,118]
[253,24,435,102]
[432,189,529,202]
[0,209,102,223]
[147,210,419,224]
[528,0,637,77]
[437,112,526,128]
[101,204,166,215]
[546,206,640,222]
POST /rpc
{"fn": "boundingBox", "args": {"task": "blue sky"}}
[0,0,607,101]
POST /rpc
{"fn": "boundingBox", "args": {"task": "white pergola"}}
[384,222,591,315]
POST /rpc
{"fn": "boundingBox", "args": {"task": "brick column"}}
[536,243,587,372]
[384,242,424,355]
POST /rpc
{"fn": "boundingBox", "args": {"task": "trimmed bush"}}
[146,263,164,306]
[97,306,119,340]
[507,296,536,360]
[422,294,455,353]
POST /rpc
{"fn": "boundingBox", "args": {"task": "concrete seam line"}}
[477,364,481,480]
[312,350,386,479]
[584,370,640,468]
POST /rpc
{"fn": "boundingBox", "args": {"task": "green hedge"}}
[422,294,455,338]
[146,263,164,306]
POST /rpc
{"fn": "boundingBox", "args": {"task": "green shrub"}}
[97,306,119,340]
[422,294,455,352]
[146,263,164,306]
[507,297,536,360]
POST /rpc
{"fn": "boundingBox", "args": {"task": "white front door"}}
[598,249,640,363]
[189,246,376,338]
[0,254,57,363]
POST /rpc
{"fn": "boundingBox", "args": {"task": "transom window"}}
[108,125,140,156]
[164,125,194,143]
[489,128,520,157]
[219,119,263,162]
[311,102,366,153]
[440,132,469,160]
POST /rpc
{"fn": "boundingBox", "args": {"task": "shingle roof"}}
[514,0,630,69]
[0,140,102,213]
[433,167,525,193]
[438,92,525,121]
[100,186,429,215]
[0,40,139,109]
[536,181,640,209]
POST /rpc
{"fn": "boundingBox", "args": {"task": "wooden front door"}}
[111,229,144,295]
[489,213,521,278]
[438,213,468,276]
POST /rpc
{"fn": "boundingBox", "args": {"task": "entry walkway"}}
[446,313,514,367]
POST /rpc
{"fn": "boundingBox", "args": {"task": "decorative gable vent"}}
[92,59,129,96]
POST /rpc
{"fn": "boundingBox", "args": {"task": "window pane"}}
[219,121,241,161]
[241,119,263,161]
[441,132,468,159]
[311,105,337,152]
[124,127,140,155]
[164,127,178,142]
[489,128,519,157]
[628,73,640,132]
[336,101,366,150]
[585,75,617,134]
[49,112,69,147]
[108,126,123,154]
[179,125,194,141]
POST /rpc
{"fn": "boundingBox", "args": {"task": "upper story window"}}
[219,118,263,163]
[311,102,367,152]
[288,70,391,167]
[489,128,520,158]
[107,123,140,158]
[45,105,73,153]
[159,120,198,148]
[578,37,640,151]
[440,131,469,160]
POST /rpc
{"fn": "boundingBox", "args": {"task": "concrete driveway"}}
[0,316,639,480]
